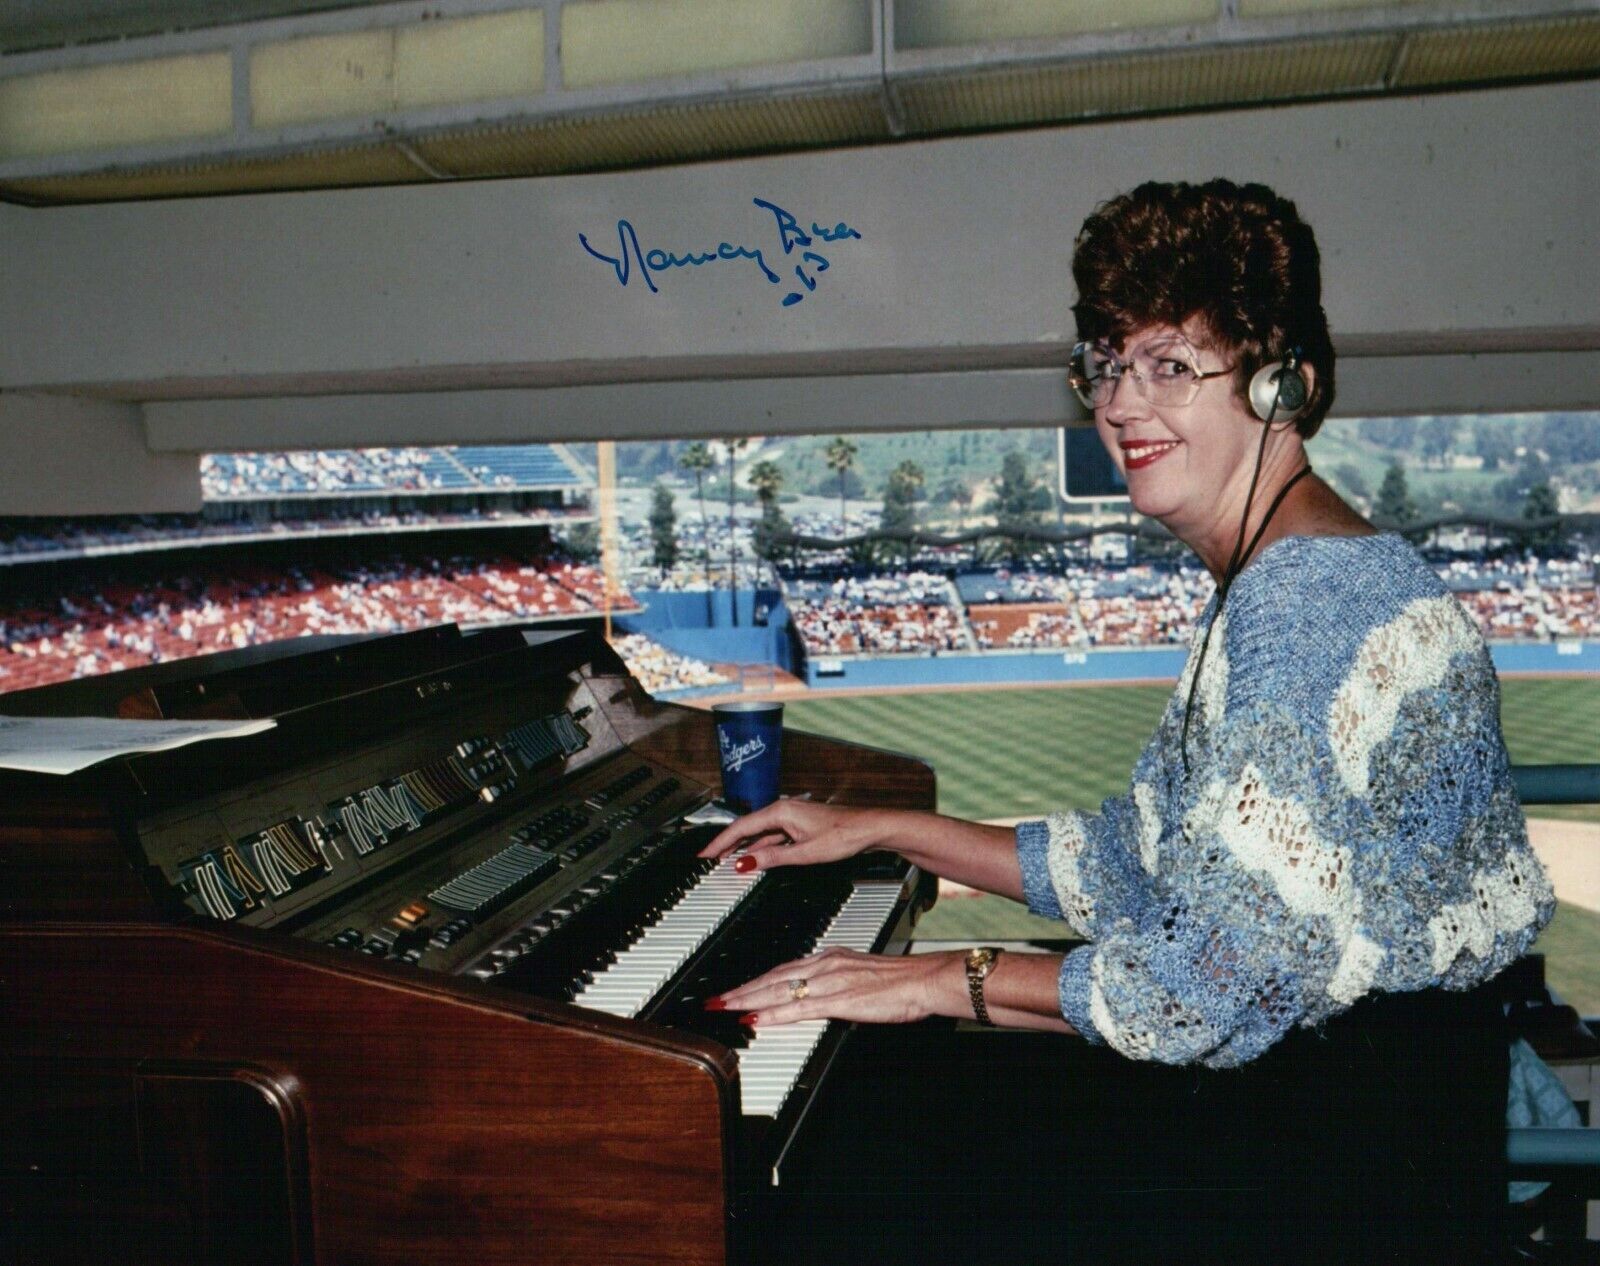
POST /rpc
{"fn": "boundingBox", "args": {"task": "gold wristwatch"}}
[965,946,1003,1026]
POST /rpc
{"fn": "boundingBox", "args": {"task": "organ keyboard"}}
[735,880,903,1120]
[0,625,936,1266]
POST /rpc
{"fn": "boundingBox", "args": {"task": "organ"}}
[0,625,935,1265]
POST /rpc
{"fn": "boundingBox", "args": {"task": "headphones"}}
[1247,348,1309,423]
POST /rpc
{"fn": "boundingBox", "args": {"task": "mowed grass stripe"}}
[786,678,1594,820]
[785,683,1170,820]
[1500,679,1600,765]
[1514,731,1592,762]
[1497,704,1587,742]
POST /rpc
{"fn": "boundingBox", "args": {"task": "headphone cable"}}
[1179,368,1313,774]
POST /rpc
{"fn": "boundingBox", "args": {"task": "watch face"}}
[968,948,995,971]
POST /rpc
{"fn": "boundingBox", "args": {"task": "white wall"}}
[0,394,199,514]
[0,78,1594,508]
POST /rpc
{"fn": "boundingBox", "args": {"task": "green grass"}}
[783,677,1600,1014]
[785,677,1600,821]
[1538,903,1600,1017]
[784,682,1173,822]
[1496,678,1600,823]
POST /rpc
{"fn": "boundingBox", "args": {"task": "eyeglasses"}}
[1068,336,1234,410]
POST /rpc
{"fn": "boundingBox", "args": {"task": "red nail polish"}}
[738,1012,759,1027]
[703,997,727,1012]
[733,856,756,873]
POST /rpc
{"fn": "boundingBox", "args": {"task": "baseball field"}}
[780,675,1600,1014]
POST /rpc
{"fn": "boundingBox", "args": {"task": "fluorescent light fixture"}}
[562,0,872,89]
[0,52,231,160]
[251,29,394,128]
[394,10,544,109]
[895,35,1395,131]
[1,141,426,202]
[1395,13,1600,86]
[3,2,1593,204]
[410,89,889,175]
[253,11,544,128]
[896,0,1218,50]
[1239,0,1436,15]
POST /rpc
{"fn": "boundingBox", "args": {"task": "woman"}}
[703,181,1555,1261]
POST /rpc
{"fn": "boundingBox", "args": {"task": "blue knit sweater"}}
[1015,532,1555,1068]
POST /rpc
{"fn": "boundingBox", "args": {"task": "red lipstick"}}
[1120,439,1180,471]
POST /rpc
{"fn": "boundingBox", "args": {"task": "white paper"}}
[0,715,277,776]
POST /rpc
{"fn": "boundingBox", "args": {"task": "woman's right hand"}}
[695,800,892,873]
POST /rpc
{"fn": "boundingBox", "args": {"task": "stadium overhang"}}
[0,76,1596,512]
[0,394,201,515]
[140,349,1600,455]
[0,0,1595,205]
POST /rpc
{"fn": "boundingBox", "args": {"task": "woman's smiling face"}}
[1092,322,1265,539]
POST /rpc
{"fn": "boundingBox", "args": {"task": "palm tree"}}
[748,459,786,563]
[748,458,782,500]
[881,460,925,564]
[824,436,858,543]
[725,438,749,625]
[939,477,974,530]
[678,442,716,620]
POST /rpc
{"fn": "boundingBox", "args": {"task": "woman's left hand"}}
[710,947,967,1027]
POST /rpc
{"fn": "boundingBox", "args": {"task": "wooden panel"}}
[0,795,158,921]
[1,925,736,1266]
[2,1059,309,1266]
[589,672,937,812]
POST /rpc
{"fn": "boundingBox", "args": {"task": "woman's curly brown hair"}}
[1071,179,1335,438]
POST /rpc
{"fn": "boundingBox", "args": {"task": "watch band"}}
[966,946,1002,1026]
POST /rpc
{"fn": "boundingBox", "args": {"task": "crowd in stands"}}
[787,572,955,608]
[452,445,586,491]
[0,444,591,568]
[961,571,1063,604]
[3,536,1593,693]
[0,506,592,565]
[200,444,584,500]
[786,549,1597,659]
[790,601,968,655]
[623,507,886,591]
[623,508,770,592]
[957,563,1213,650]
[785,571,972,655]
[641,561,773,592]
[0,551,632,694]
[608,634,732,694]
[1459,585,1600,640]
[970,608,1086,650]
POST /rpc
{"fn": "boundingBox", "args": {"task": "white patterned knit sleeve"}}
[1015,787,1161,940]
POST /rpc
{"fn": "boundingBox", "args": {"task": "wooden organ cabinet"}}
[0,626,936,1265]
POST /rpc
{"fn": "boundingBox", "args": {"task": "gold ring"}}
[787,978,809,1001]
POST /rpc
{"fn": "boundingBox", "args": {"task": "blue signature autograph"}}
[579,197,862,308]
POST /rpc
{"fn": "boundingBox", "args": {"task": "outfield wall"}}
[798,639,1600,689]
[618,588,794,672]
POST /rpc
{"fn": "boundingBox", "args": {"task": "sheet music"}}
[0,715,277,775]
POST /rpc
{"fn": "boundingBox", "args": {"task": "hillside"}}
[609,429,1054,497]
[601,411,1597,525]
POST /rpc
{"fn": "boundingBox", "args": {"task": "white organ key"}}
[738,881,903,1118]
[571,858,766,1018]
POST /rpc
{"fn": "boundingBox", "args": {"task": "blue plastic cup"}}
[713,701,784,814]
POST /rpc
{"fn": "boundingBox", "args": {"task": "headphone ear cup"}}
[1248,361,1309,421]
